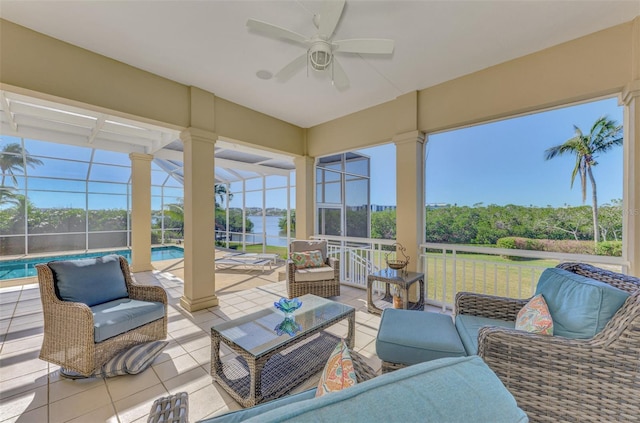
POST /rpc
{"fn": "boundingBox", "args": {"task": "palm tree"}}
[0,143,44,187]
[1,143,43,208]
[164,202,184,236]
[544,116,622,243]
[214,184,233,209]
[0,186,20,207]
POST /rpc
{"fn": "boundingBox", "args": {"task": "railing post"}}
[441,248,447,312]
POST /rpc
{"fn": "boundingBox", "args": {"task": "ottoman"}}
[375,309,467,372]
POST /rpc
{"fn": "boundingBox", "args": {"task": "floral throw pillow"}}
[516,294,554,335]
[290,250,324,269]
[316,339,357,397]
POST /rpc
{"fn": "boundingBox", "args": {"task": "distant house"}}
[370,204,397,212]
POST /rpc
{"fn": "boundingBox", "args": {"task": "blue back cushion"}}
[49,254,129,306]
[535,268,630,339]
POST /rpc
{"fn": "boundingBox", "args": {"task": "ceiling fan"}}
[247,0,394,91]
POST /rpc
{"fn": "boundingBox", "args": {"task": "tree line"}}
[369,202,622,255]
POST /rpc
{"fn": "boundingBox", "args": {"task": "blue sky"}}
[1,97,623,210]
[360,96,623,208]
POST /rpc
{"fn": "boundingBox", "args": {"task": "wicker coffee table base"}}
[214,332,340,407]
[211,309,356,408]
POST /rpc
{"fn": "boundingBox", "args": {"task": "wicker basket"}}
[387,260,408,270]
[385,243,410,270]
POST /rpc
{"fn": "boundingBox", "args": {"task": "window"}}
[425,97,623,256]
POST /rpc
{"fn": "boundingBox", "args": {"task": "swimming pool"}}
[0,246,184,281]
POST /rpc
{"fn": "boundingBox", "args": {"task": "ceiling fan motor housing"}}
[308,40,332,71]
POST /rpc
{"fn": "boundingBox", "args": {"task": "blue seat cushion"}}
[535,268,630,338]
[455,315,515,355]
[49,254,128,306]
[376,309,466,365]
[201,389,317,423]
[205,356,527,423]
[91,298,165,342]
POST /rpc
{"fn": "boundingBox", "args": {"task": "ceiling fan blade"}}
[275,53,308,82]
[333,38,395,54]
[319,0,345,37]
[247,19,309,45]
[332,58,349,91]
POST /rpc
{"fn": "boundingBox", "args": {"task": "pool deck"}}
[0,270,387,422]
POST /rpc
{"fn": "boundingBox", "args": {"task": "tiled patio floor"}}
[0,267,387,423]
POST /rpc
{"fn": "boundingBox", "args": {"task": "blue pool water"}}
[0,246,184,281]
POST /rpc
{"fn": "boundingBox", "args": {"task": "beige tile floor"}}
[0,266,390,423]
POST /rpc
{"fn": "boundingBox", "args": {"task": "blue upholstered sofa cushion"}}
[202,390,317,423]
[455,314,515,355]
[201,356,528,423]
[535,268,630,339]
[91,298,165,342]
[376,309,466,364]
[49,254,129,307]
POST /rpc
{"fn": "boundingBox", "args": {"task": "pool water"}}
[0,246,184,281]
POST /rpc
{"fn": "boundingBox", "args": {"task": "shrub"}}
[596,241,622,257]
[495,236,601,257]
[496,237,517,250]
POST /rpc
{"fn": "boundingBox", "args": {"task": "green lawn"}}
[421,253,558,305]
[224,243,288,259]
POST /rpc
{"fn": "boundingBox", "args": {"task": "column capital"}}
[294,155,315,166]
[129,152,153,162]
[392,130,425,146]
[180,127,217,144]
[620,80,640,106]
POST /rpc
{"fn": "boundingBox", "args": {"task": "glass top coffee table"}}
[210,294,355,407]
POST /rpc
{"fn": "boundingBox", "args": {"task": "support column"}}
[129,153,153,272]
[180,128,218,311]
[294,156,315,240]
[393,131,426,272]
[621,80,640,276]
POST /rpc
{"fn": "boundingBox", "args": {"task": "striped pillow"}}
[99,340,168,377]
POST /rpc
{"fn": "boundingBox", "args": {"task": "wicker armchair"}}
[287,240,340,298]
[36,256,167,376]
[456,262,640,422]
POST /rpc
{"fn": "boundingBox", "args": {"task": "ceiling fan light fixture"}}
[247,0,393,90]
[308,41,332,71]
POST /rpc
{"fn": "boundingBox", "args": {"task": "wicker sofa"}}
[287,240,340,298]
[456,262,640,422]
[36,255,167,376]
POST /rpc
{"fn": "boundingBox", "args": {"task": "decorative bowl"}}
[274,297,302,314]
[387,260,408,270]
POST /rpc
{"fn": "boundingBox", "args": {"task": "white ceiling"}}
[0,1,639,128]
[0,90,295,182]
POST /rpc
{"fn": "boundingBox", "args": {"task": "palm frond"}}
[544,136,581,160]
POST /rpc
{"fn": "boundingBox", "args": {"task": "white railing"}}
[298,237,629,311]
[420,242,629,311]
[312,235,396,288]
